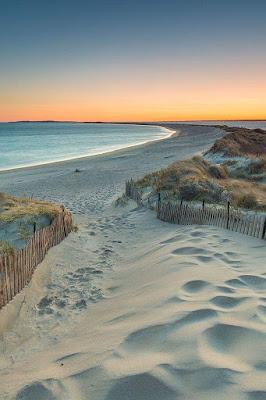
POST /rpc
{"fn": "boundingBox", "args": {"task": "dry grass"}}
[207,127,266,157]
[0,193,61,223]
[0,240,16,256]
[136,156,266,211]
[222,178,266,209]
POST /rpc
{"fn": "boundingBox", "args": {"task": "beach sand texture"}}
[0,125,265,400]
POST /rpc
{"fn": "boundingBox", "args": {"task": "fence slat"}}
[126,180,266,243]
[0,210,73,310]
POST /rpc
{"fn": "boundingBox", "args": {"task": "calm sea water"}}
[0,123,172,171]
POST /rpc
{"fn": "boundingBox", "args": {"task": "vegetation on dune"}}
[207,127,266,157]
[134,126,266,211]
[0,240,16,256]
[135,155,266,211]
[0,193,61,223]
[224,156,266,181]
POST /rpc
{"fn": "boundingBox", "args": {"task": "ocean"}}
[1,121,265,171]
[0,123,172,171]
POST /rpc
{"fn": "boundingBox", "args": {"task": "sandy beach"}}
[0,124,266,400]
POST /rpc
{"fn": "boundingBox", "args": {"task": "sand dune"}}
[0,125,265,399]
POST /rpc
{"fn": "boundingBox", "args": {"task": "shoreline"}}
[1,121,264,175]
[0,124,176,174]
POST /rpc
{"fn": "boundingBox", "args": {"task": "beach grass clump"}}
[226,179,266,210]
[232,193,258,210]
[178,178,227,203]
[206,127,266,157]
[137,156,228,202]
[0,193,61,224]
[135,155,266,211]
[0,240,16,257]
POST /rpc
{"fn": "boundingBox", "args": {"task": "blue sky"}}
[1,0,266,121]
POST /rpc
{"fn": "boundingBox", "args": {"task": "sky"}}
[0,0,266,122]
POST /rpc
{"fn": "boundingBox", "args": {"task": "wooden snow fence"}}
[125,179,143,206]
[0,209,73,309]
[125,180,266,241]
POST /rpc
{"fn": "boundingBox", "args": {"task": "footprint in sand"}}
[225,278,248,289]
[254,361,266,370]
[257,305,266,322]
[16,381,61,400]
[210,295,248,309]
[214,252,241,265]
[239,275,266,291]
[175,308,217,328]
[172,247,211,256]
[159,364,240,392]
[105,373,178,400]
[190,230,207,238]
[216,286,235,294]
[246,391,266,400]
[196,255,213,263]
[182,280,211,294]
[202,323,266,367]
[160,234,184,245]
[37,266,104,317]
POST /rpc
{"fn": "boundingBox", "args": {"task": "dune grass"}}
[207,127,266,157]
[0,193,61,224]
[0,240,16,256]
[136,156,266,211]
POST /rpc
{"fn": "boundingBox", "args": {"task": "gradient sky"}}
[1,0,266,122]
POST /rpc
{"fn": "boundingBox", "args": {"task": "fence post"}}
[262,217,266,240]
[202,200,205,211]
[177,198,183,224]
[157,192,161,216]
[226,201,230,229]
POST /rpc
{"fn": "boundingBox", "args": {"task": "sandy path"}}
[0,124,265,399]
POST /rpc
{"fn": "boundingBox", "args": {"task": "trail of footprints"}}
[35,212,136,319]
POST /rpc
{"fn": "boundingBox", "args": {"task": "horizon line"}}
[1,118,266,124]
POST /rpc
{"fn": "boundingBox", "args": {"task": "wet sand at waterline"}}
[0,124,265,400]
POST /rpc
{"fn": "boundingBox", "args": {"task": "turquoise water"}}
[0,123,172,171]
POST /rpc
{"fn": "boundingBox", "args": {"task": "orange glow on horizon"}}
[1,103,265,123]
[1,70,266,123]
